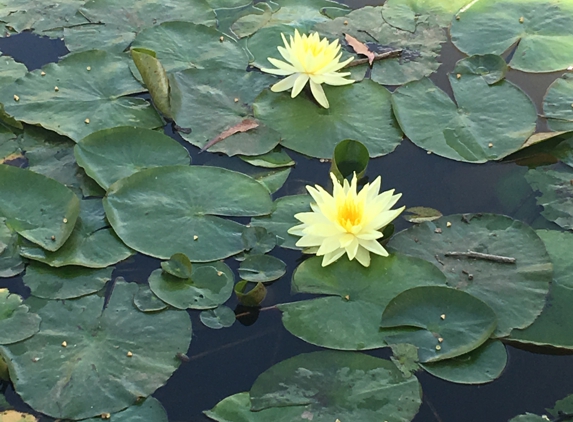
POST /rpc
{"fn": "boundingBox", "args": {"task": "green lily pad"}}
[420,340,508,385]
[0,218,24,278]
[169,68,275,153]
[279,254,447,350]
[250,194,312,250]
[0,164,80,251]
[200,306,236,329]
[235,280,267,307]
[148,262,234,310]
[543,74,573,132]
[525,165,573,230]
[75,127,190,190]
[63,0,216,53]
[23,263,111,299]
[381,0,470,29]
[316,5,446,86]
[0,289,40,345]
[388,213,553,337]
[450,0,573,73]
[132,21,249,73]
[249,350,422,421]
[238,254,286,282]
[239,148,295,168]
[330,139,369,182]
[0,50,163,142]
[254,79,403,159]
[508,414,547,422]
[252,167,291,194]
[133,284,168,313]
[452,54,508,85]
[390,343,420,378]
[548,394,573,418]
[391,73,537,163]
[509,230,573,349]
[85,397,168,422]
[0,56,26,86]
[0,281,191,420]
[20,199,134,268]
[161,253,193,279]
[380,286,497,363]
[403,207,443,223]
[103,166,272,261]
[241,226,276,257]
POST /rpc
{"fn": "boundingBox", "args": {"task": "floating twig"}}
[344,49,402,68]
[444,251,516,264]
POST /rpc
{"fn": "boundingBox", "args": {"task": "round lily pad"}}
[525,164,573,230]
[0,50,163,142]
[0,218,24,278]
[238,254,286,282]
[381,286,498,363]
[148,262,234,310]
[0,281,191,420]
[279,253,447,350]
[133,284,168,313]
[20,199,134,268]
[63,0,216,53]
[103,166,272,261]
[0,289,41,345]
[23,263,111,299]
[420,340,508,385]
[388,213,553,337]
[249,350,422,421]
[450,0,573,73]
[0,164,80,251]
[391,73,537,163]
[75,127,191,190]
[85,397,168,422]
[544,74,573,132]
[200,306,236,329]
[254,79,403,159]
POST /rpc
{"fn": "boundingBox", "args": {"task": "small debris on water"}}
[435,345,442,351]
[446,221,452,227]
[51,235,56,241]
[87,66,91,71]
[519,16,524,23]
[193,235,198,241]
[127,351,133,357]
[41,71,46,76]
[219,36,224,42]
[54,86,59,92]
[456,73,461,79]
[63,218,68,223]
[440,314,446,320]
[13,94,19,101]
[62,341,67,347]
[434,228,442,234]
[85,118,90,124]
[488,142,493,148]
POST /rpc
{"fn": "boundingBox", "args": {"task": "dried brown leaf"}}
[345,33,375,65]
[200,118,259,153]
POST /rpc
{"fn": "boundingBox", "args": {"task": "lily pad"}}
[75,127,190,190]
[133,284,168,313]
[509,230,573,349]
[279,254,447,350]
[450,0,573,73]
[508,415,547,422]
[132,21,249,73]
[238,254,286,282]
[381,0,470,29]
[525,165,573,230]
[103,166,272,261]
[23,263,111,299]
[63,0,216,53]
[330,139,369,182]
[316,5,446,85]
[130,48,172,118]
[20,199,134,268]
[250,194,312,250]
[252,167,291,194]
[0,56,26,86]
[0,50,163,142]
[254,79,403,159]
[161,253,193,279]
[240,148,295,168]
[235,280,267,307]
[0,281,191,420]
[85,397,168,422]
[0,218,24,278]
[380,286,497,363]
[388,214,553,337]
[0,164,80,251]
[543,74,573,132]
[148,262,234,310]
[200,306,236,329]
[391,72,537,163]
[241,226,276,257]
[0,289,40,345]
[249,350,422,421]
[420,340,507,385]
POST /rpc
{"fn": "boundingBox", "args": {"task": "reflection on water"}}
[0,1,572,421]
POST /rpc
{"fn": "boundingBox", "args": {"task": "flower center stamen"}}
[338,199,362,231]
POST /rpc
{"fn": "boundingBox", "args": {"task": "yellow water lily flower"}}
[260,29,354,109]
[288,173,405,267]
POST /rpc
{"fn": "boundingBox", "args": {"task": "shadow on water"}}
[0,1,572,421]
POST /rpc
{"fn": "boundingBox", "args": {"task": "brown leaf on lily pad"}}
[345,33,375,65]
[200,118,259,153]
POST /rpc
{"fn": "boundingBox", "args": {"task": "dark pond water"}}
[0,2,572,421]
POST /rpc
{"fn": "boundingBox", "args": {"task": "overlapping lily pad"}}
[451,0,573,73]
[0,50,163,142]
[0,281,191,420]
[525,164,573,230]
[0,164,80,251]
[388,214,553,337]
[0,218,24,278]
[254,80,403,159]
[0,289,40,344]
[238,254,286,282]
[249,350,422,421]
[279,254,447,350]
[85,398,168,422]
[391,64,537,162]
[200,306,236,329]
[20,199,134,268]
[0,55,26,86]
[74,127,191,190]
[104,166,272,261]
[148,262,234,310]
[543,74,573,132]
[381,0,470,29]
[380,286,497,363]
[63,0,216,53]
[22,263,112,299]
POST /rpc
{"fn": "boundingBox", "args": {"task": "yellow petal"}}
[291,73,309,98]
[309,80,329,108]
[271,74,299,92]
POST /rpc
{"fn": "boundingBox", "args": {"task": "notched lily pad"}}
[238,254,286,282]
[200,306,236,329]
[0,289,40,345]
[543,74,573,132]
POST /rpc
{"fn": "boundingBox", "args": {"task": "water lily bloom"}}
[260,29,354,109]
[288,173,405,267]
